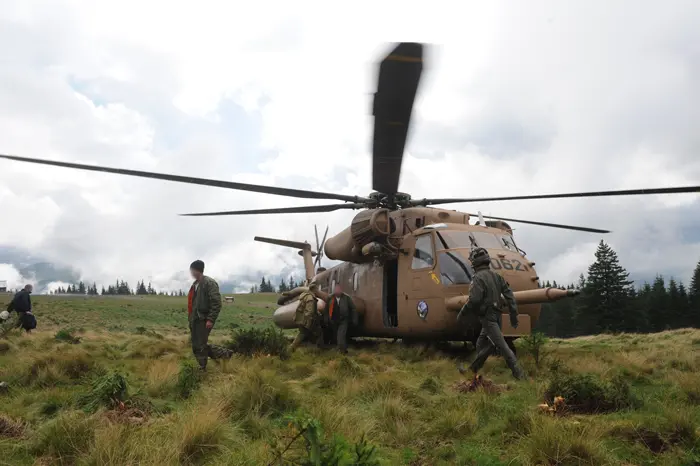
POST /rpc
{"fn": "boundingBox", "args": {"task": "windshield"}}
[436,230,520,252]
[438,251,473,285]
[435,231,476,250]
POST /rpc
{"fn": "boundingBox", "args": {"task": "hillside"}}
[1,294,699,465]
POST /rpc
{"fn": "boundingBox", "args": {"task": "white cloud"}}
[1,0,700,292]
[0,264,32,290]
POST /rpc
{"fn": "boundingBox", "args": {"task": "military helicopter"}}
[2,42,700,348]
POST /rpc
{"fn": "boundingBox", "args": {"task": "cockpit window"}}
[471,232,504,250]
[434,230,518,252]
[434,231,476,250]
[501,234,517,252]
[438,251,473,285]
[412,234,435,269]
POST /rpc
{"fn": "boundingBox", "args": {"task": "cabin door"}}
[397,233,443,335]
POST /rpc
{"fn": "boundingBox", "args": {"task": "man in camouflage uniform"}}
[187,260,233,370]
[458,248,525,380]
[290,282,323,351]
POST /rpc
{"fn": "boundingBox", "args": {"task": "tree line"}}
[536,240,700,337]
[249,276,303,294]
[51,280,187,297]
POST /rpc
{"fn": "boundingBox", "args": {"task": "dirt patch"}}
[0,415,27,438]
[453,375,508,394]
[102,402,150,425]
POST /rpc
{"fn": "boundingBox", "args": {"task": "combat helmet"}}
[469,247,491,268]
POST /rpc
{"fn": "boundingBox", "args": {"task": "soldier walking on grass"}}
[187,260,232,370]
[4,284,36,335]
[458,248,525,380]
[290,282,323,351]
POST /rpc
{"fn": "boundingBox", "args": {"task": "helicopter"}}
[2,42,700,348]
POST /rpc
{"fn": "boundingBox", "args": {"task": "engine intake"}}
[324,209,391,262]
[351,209,390,247]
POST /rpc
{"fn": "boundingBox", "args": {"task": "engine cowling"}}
[324,209,391,262]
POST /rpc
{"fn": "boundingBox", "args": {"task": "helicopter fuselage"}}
[271,220,547,342]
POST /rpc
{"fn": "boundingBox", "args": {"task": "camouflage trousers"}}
[290,326,323,351]
[189,318,232,369]
[469,318,525,380]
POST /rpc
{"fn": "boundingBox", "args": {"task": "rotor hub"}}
[367,192,412,209]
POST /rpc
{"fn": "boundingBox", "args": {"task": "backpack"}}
[20,312,37,331]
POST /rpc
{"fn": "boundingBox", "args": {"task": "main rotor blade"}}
[413,185,700,206]
[471,213,609,234]
[179,203,365,217]
[372,42,424,195]
[0,154,369,203]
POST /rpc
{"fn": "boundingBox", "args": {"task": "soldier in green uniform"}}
[458,248,525,380]
[290,282,323,351]
[187,260,233,370]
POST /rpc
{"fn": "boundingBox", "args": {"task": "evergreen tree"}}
[100,285,106,296]
[136,280,148,295]
[78,281,86,295]
[578,240,634,334]
[648,275,669,332]
[668,278,685,329]
[288,276,296,291]
[690,260,700,328]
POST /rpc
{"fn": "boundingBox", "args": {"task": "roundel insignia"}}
[417,300,429,320]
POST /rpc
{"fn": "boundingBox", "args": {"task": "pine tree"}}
[137,280,148,295]
[100,285,106,296]
[690,260,700,328]
[579,240,634,334]
[668,278,685,329]
[648,275,669,332]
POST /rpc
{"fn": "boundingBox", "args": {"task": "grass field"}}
[1,294,699,465]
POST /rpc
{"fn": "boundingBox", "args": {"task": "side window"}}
[352,272,359,291]
[412,235,435,269]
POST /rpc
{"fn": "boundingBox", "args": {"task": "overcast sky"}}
[1,1,699,293]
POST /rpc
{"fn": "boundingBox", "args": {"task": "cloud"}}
[1,0,700,293]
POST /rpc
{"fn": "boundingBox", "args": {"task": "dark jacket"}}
[325,293,357,324]
[189,276,222,323]
[8,290,32,313]
[459,265,517,323]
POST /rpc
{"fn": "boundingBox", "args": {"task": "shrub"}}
[55,329,81,344]
[176,360,202,399]
[78,371,129,412]
[521,331,548,369]
[226,326,289,359]
[270,415,380,466]
[544,372,638,414]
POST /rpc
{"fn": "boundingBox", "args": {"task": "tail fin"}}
[254,236,316,282]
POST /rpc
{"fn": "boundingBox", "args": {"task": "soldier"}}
[458,248,525,380]
[6,284,35,334]
[325,283,357,354]
[290,282,323,351]
[187,260,232,370]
